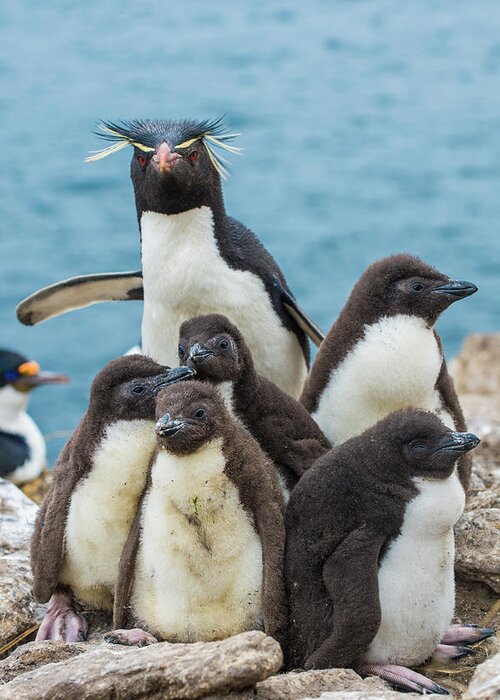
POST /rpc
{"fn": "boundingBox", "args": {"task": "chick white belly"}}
[60,420,155,609]
[365,472,464,666]
[312,315,448,444]
[140,207,307,398]
[132,469,263,642]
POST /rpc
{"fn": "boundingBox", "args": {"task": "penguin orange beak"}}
[13,364,69,392]
[152,142,182,174]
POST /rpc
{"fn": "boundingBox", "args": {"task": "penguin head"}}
[178,314,253,383]
[87,118,241,216]
[155,381,228,455]
[89,355,195,422]
[0,349,68,413]
[370,409,480,480]
[349,254,477,325]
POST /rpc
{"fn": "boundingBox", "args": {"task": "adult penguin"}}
[0,349,68,483]
[285,409,486,694]
[31,355,193,641]
[17,118,323,398]
[300,254,477,488]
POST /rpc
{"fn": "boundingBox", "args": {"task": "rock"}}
[0,479,38,649]
[0,630,282,700]
[463,651,500,700]
[451,334,500,396]
[255,669,388,699]
[306,693,432,699]
[0,641,90,683]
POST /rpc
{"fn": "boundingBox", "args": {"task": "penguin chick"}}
[285,409,480,694]
[110,380,287,645]
[31,355,194,642]
[301,254,477,488]
[0,349,68,484]
[178,314,331,493]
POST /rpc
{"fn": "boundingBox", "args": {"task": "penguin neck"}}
[0,386,29,426]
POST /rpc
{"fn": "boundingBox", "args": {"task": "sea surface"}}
[1,1,499,463]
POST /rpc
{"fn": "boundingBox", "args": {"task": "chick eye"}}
[412,282,425,292]
[189,150,198,162]
[178,344,185,358]
[410,441,427,452]
[137,155,147,167]
[194,408,205,419]
[132,385,146,395]
[219,339,229,350]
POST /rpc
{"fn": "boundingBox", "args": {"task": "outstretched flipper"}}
[17,271,144,326]
[305,527,385,670]
[273,275,324,348]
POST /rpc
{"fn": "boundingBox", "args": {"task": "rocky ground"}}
[0,334,499,699]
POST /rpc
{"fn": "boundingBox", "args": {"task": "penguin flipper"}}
[0,431,30,478]
[17,271,144,326]
[304,527,385,670]
[273,275,324,347]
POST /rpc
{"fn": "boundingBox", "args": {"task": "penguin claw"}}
[36,586,88,643]
[441,624,495,645]
[432,643,475,662]
[360,663,450,695]
[104,627,158,647]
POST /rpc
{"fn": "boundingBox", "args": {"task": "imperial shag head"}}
[86,117,242,216]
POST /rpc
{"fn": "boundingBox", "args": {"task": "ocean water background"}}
[1,1,499,463]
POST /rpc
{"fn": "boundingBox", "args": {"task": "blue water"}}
[1,1,499,463]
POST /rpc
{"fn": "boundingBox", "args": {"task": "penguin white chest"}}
[365,471,465,666]
[313,315,445,444]
[140,207,306,397]
[60,420,155,609]
[132,439,263,642]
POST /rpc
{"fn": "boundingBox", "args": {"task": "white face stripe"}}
[365,470,465,666]
[60,419,156,609]
[140,207,307,398]
[132,439,263,641]
[313,314,446,444]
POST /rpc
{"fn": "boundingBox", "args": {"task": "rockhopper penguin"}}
[106,380,287,647]
[0,349,68,484]
[178,313,331,493]
[17,118,324,398]
[285,409,482,694]
[31,355,193,642]
[300,254,477,489]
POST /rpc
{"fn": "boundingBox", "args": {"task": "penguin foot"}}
[441,624,495,645]
[36,587,88,642]
[104,628,158,647]
[360,663,450,695]
[432,643,475,662]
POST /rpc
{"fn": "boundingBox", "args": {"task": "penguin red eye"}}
[194,408,206,420]
[137,155,147,167]
[189,150,198,162]
[412,283,425,292]
[219,339,229,350]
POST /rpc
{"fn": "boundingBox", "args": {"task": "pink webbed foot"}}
[432,643,475,663]
[441,624,495,646]
[36,586,88,642]
[360,663,450,695]
[104,627,158,647]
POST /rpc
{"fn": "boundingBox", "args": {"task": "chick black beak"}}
[188,342,214,364]
[153,366,195,393]
[155,413,189,438]
[431,280,478,300]
[438,432,480,454]
[151,142,182,174]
